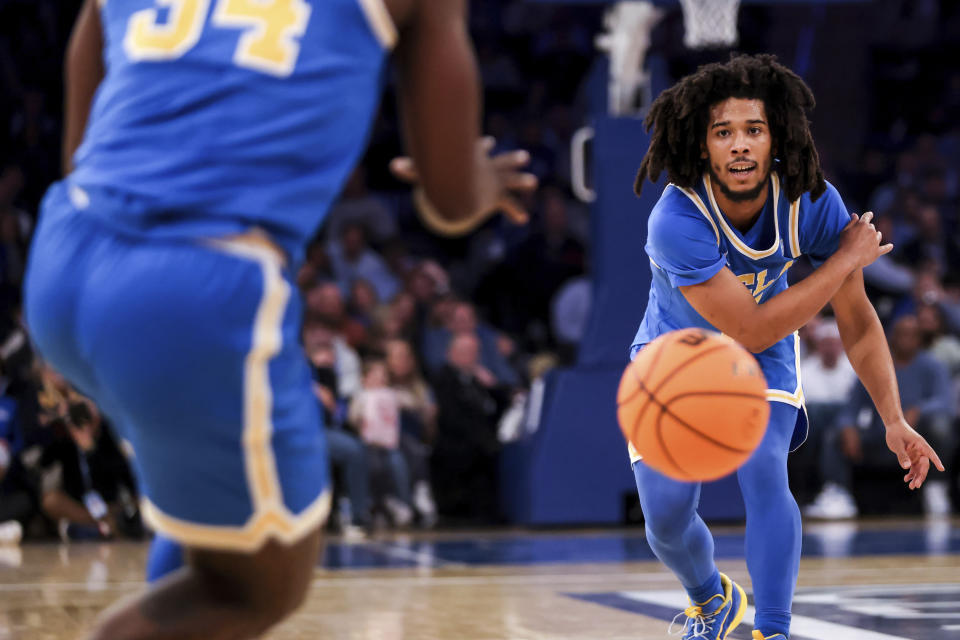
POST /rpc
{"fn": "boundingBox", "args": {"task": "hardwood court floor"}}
[1,518,958,639]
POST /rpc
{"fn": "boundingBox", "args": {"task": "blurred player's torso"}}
[70,0,394,262]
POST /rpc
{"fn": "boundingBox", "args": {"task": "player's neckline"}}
[702,173,781,260]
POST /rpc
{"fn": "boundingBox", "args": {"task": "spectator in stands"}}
[431,332,508,523]
[810,314,956,518]
[304,329,371,537]
[0,380,28,544]
[303,317,362,405]
[550,274,591,364]
[0,164,30,288]
[328,222,400,304]
[900,200,956,275]
[405,260,451,332]
[296,237,333,291]
[367,293,419,351]
[39,402,140,540]
[480,185,586,349]
[348,358,413,528]
[323,166,397,245]
[347,278,379,330]
[304,280,367,353]
[422,300,522,386]
[917,302,960,376]
[385,338,438,527]
[799,320,859,515]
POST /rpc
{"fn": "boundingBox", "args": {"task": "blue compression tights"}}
[633,402,801,637]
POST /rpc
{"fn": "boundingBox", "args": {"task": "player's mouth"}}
[727,162,757,179]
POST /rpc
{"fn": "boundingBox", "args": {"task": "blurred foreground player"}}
[629,54,943,640]
[23,0,535,638]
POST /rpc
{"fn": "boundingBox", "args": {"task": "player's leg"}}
[90,529,321,640]
[634,461,746,638]
[146,535,184,583]
[736,402,801,638]
[633,462,719,598]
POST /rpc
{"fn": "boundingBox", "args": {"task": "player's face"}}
[702,98,773,203]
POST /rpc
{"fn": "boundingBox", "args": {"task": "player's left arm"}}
[62,0,104,175]
[830,269,945,489]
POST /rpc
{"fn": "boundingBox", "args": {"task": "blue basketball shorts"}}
[24,182,330,552]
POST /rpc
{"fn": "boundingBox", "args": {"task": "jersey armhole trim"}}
[356,0,398,50]
[788,197,802,258]
[672,184,721,246]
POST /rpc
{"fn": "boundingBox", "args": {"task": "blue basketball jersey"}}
[69,0,395,263]
[631,172,850,448]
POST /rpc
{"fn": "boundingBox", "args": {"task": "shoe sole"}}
[721,581,747,640]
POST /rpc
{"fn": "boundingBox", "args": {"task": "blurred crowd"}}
[2,0,960,547]
[0,0,597,543]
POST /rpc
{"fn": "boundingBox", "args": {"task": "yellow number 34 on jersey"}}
[124,0,311,77]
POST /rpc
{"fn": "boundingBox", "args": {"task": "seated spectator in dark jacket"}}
[39,401,140,540]
[431,332,508,523]
[809,314,956,518]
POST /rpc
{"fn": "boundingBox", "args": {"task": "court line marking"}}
[618,588,916,640]
[354,541,471,569]
[2,569,956,592]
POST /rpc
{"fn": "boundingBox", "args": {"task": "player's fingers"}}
[847,213,859,226]
[497,195,529,226]
[481,136,497,153]
[879,242,894,256]
[492,149,531,170]
[389,156,419,183]
[503,171,538,192]
[923,442,946,472]
[860,211,874,224]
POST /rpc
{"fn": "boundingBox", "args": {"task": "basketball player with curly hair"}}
[630,54,943,640]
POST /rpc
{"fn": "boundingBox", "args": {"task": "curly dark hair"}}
[635,53,825,203]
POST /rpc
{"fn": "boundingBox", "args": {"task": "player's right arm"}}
[678,213,889,353]
[390,0,535,231]
[62,0,104,175]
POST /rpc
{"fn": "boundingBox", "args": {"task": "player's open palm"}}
[390,137,538,225]
[838,211,893,269]
[885,418,945,490]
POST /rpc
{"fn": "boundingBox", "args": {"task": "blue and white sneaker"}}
[669,572,747,640]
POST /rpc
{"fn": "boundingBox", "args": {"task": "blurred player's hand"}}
[837,211,893,270]
[390,137,538,228]
[885,418,945,490]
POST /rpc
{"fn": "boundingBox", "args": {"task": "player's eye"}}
[716,129,730,137]
[749,127,762,135]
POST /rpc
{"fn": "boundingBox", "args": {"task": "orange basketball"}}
[617,328,770,482]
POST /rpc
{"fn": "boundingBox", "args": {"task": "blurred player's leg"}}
[90,530,321,640]
[633,464,721,599]
[634,463,746,638]
[25,186,330,640]
[737,402,801,639]
[146,535,183,583]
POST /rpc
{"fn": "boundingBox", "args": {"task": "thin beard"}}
[708,164,771,202]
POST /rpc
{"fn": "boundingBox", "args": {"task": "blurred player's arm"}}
[680,213,889,354]
[392,0,535,235]
[830,269,944,488]
[62,0,104,175]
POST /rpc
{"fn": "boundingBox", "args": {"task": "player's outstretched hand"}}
[885,419,945,490]
[837,211,894,270]
[390,137,538,227]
